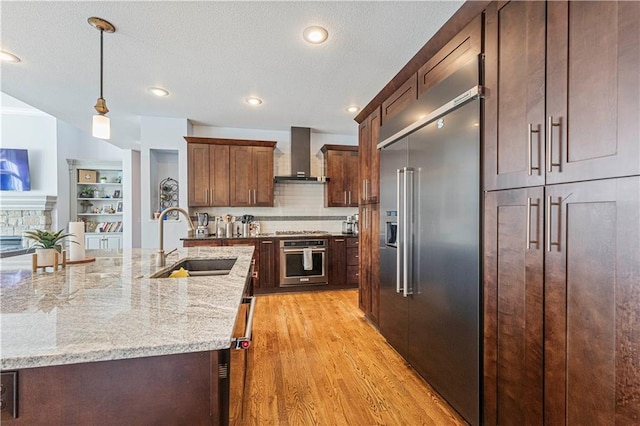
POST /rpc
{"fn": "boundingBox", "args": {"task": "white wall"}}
[191,125,358,233]
[140,116,191,249]
[123,149,141,248]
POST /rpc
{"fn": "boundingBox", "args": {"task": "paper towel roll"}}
[69,222,86,261]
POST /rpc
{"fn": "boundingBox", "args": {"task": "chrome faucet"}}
[156,206,195,267]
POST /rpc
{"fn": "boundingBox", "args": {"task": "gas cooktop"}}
[275,230,330,236]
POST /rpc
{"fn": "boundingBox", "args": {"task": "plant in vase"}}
[79,187,96,198]
[24,229,77,267]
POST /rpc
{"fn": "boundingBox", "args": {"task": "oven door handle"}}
[282,248,326,253]
[233,296,257,350]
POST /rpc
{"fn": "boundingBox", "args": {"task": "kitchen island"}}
[0,247,254,425]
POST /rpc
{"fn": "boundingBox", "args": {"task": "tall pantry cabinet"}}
[358,106,381,324]
[483,1,640,425]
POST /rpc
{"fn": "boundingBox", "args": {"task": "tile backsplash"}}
[192,183,357,233]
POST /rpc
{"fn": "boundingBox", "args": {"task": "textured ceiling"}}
[1,1,463,149]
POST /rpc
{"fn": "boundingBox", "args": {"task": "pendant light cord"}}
[99,28,104,99]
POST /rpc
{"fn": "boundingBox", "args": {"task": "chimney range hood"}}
[274,127,328,183]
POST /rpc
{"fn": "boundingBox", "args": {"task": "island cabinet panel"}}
[417,14,482,97]
[484,0,546,191]
[3,351,227,426]
[322,145,359,207]
[485,0,640,191]
[484,177,640,426]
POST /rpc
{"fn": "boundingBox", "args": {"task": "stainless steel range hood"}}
[274,127,328,183]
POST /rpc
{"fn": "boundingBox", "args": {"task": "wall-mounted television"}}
[0,149,31,191]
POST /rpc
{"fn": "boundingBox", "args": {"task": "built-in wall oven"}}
[279,239,328,287]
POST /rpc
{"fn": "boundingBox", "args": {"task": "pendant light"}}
[88,17,116,140]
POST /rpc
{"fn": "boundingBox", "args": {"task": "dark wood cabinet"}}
[544,177,640,425]
[187,143,230,207]
[258,239,277,290]
[329,237,347,286]
[418,15,482,97]
[359,107,380,204]
[321,145,359,207]
[381,74,417,125]
[328,236,358,288]
[230,145,275,207]
[546,1,640,184]
[485,1,640,191]
[484,177,640,425]
[484,186,544,425]
[484,1,546,191]
[186,137,276,207]
[358,203,379,324]
[346,237,359,287]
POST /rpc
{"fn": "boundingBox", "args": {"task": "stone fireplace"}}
[0,194,57,249]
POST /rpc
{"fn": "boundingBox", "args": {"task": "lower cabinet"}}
[359,203,379,324]
[257,239,277,291]
[85,234,121,250]
[484,177,640,425]
[328,236,358,288]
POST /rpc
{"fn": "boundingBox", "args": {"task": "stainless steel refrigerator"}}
[377,60,481,425]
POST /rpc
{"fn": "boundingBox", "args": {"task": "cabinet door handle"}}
[261,240,273,244]
[348,191,352,205]
[526,197,540,250]
[248,189,252,205]
[254,189,257,205]
[335,239,345,242]
[362,180,367,201]
[344,191,347,205]
[546,196,562,252]
[547,116,561,173]
[528,124,540,176]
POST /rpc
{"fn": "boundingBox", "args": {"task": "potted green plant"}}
[24,229,76,266]
[79,187,95,198]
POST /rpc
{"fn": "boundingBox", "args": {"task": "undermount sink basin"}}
[150,258,236,278]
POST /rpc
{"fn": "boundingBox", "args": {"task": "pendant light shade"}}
[92,114,110,139]
[88,17,116,140]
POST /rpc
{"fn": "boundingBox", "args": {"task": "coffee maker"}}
[342,215,356,234]
[196,212,209,238]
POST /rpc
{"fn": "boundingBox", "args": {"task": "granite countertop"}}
[0,246,254,370]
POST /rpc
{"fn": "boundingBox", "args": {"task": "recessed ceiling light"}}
[303,26,329,44]
[346,105,360,113]
[0,50,21,63]
[245,97,263,106]
[147,87,169,97]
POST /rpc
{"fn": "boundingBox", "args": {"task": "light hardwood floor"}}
[230,290,466,425]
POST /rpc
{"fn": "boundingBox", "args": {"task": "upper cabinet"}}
[417,15,482,97]
[321,145,359,207]
[186,137,276,207]
[381,74,417,125]
[229,145,275,207]
[187,143,229,206]
[359,107,381,204]
[485,1,640,190]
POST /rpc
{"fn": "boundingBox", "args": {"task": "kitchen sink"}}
[150,258,236,278]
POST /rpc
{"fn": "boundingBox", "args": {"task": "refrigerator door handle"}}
[403,167,414,297]
[396,168,403,294]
